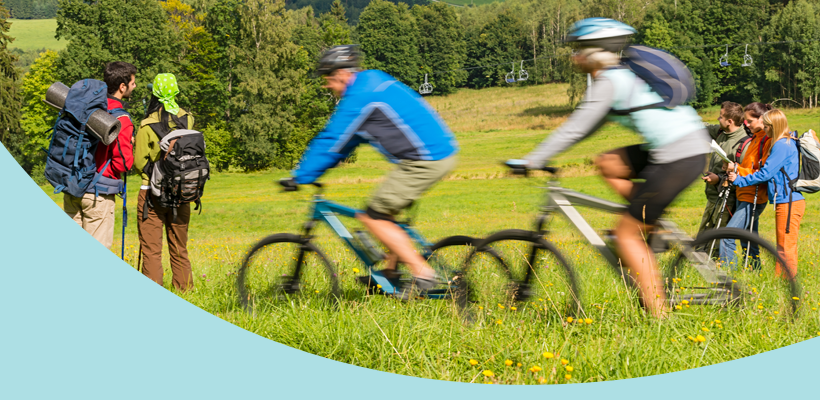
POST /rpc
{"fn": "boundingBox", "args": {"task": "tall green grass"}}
[38,85,820,384]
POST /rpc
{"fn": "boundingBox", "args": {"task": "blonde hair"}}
[761,109,791,157]
[577,48,621,70]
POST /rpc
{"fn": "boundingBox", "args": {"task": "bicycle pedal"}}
[511,282,533,302]
[279,276,301,294]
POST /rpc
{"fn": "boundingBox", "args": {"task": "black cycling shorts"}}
[624,144,705,225]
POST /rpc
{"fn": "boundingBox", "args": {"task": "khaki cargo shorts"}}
[368,155,457,216]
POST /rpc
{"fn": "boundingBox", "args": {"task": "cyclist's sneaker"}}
[356,269,404,289]
[395,275,441,301]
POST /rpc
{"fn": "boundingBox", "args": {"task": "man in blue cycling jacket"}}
[280,45,459,298]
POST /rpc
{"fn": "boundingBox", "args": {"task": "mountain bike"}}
[236,182,503,310]
[453,165,801,320]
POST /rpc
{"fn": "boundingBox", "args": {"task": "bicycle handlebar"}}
[503,160,559,176]
[279,178,324,193]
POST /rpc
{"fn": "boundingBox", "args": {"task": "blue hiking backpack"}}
[44,79,125,198]
[612,45,697,115]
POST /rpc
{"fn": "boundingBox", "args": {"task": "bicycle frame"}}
[301,193,447,298]
[535,181,734,302]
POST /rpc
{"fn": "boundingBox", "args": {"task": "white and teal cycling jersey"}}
[525,67,709,168]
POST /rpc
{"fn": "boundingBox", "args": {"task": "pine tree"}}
[229,0,304,170]
[413,2,466,95]
[0,0,21,156]
[357,0,421,88]
[56,0,178,117]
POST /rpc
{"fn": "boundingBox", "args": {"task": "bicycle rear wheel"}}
[665,227,801,318]
[456,229,582,320]
[236,233,340,311]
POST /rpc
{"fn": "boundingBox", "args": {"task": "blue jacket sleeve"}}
[292,98,367,185]
[734,140,788,188]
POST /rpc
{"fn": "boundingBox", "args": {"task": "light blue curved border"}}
[0,142,817,399]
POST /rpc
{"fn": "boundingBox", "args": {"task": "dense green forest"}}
[5,0,58,19]
[1,0,819,180]
[286,0,430,23]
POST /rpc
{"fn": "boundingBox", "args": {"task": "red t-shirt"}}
[93,97,134,179]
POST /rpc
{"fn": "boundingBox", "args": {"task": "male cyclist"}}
[509,19,709,317]
[280,45,459,298]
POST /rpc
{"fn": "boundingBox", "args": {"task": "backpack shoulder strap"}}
[109,107,131,119]
[734,136,753,161]
[148,122,172,140]
[758,136,770,161]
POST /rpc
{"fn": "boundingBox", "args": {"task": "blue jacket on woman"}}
[734,137,804,205]
[292,70,458,185]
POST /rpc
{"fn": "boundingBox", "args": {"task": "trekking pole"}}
[121,174,127,260]
[743,184,759,270]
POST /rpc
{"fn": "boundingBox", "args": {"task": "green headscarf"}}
[152,73,180,115]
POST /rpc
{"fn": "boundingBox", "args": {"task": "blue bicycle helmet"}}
[566,18,636,52]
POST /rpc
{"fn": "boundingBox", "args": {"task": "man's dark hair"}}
[720,101,744,126]
[104,62,137,95]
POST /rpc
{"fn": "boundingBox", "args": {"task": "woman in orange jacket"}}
[719,102,772,269]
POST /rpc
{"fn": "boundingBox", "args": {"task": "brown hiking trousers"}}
[137,189,193,291]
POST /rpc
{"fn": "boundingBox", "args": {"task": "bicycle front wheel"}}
[665,227,801,318]
[456,229,582,320]
[236,233,340,312]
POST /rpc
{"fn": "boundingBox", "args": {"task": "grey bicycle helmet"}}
[565,18,636,52]
[316,45,361,76]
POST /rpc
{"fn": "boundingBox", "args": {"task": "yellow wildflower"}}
[505,359,513,366]
[566,317,574,323]
[352,268,359,273]
[469,359,478,366]
[560,359,569,365]
[565,374,572,380]
[542,352,554,359]
[566,366,574,372]
[584,318,593,324]
[482,370,494,377]
[529,366,542,373]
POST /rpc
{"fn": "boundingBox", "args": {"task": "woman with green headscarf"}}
[134,73,197,292]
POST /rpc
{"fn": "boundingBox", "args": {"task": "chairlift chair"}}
[719,44,731,67]
[505,62,517,83]
[419,73,434,95]
[517,60,529,82]
[742,44,753,67]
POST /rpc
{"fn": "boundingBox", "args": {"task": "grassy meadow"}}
[40,83,820,384]
[8,18,65,51]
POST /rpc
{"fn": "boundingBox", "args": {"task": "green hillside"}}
[8,18,65,51]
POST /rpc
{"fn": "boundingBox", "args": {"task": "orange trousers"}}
[774,200,805,278]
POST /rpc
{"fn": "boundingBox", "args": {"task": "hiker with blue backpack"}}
[506,18,709,318]
[134,73,207,292]
[45,62,136,250]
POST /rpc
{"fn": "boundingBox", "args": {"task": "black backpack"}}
[142,111,210,221]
